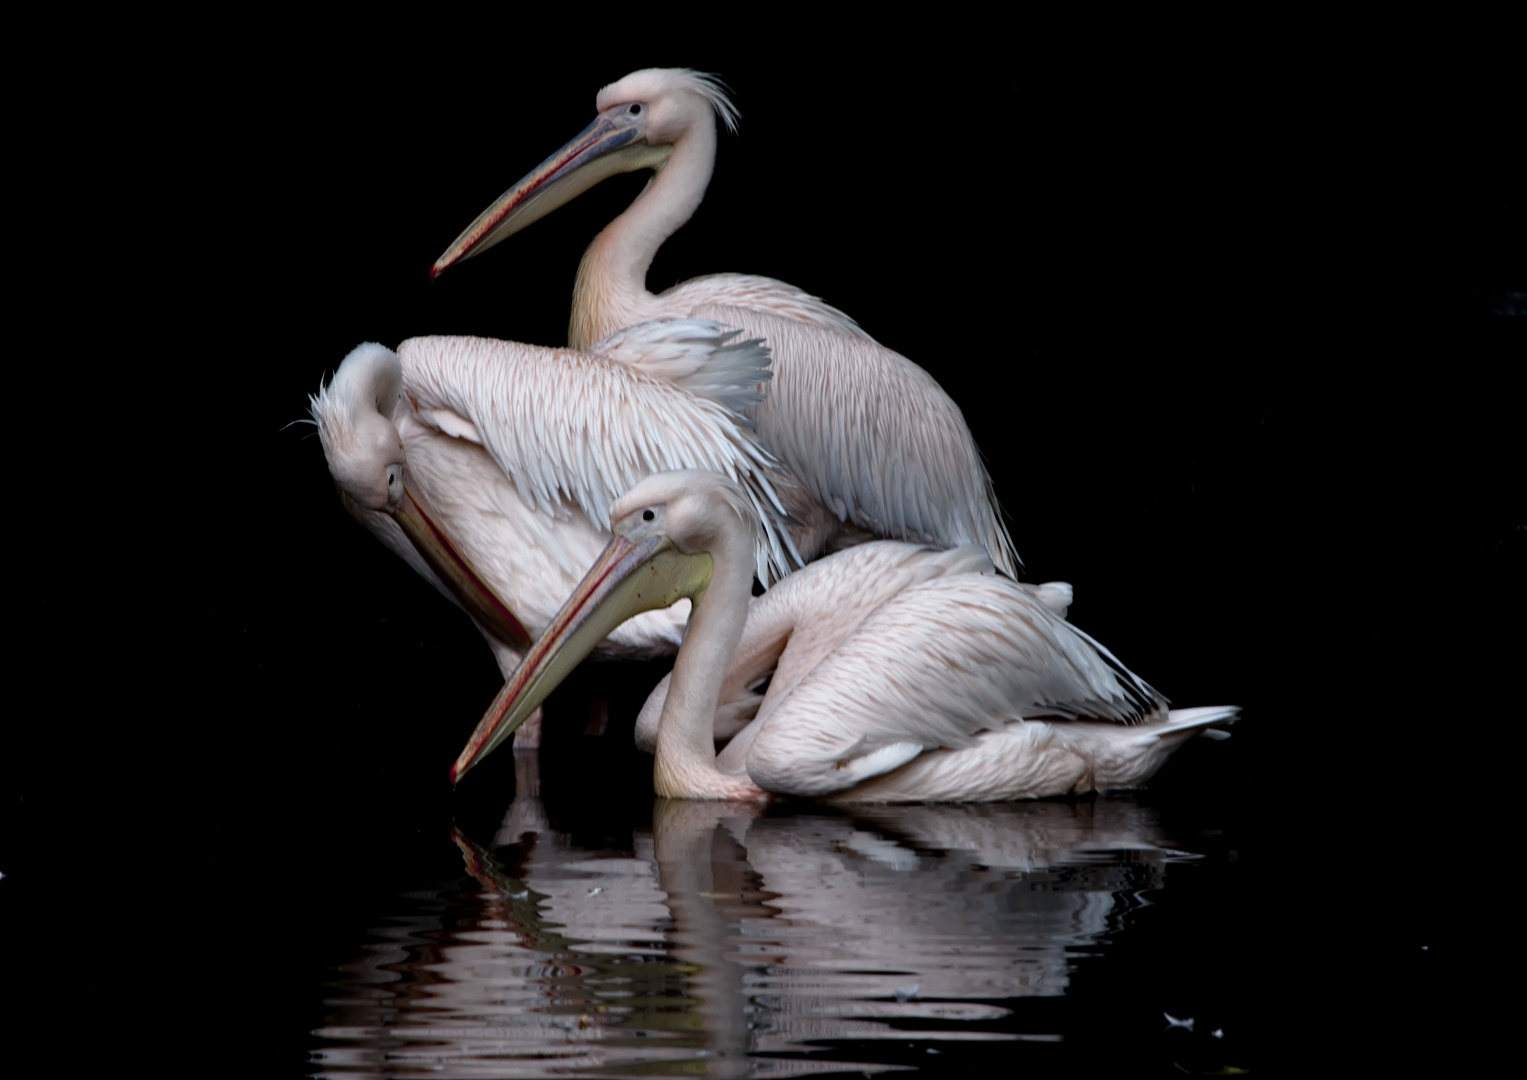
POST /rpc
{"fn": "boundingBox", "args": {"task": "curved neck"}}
[570,122,716,347]
[652,525,763,800]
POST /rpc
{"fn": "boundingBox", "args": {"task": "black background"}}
[11,17,1521,1076]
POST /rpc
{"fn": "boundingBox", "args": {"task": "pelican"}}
[451,471,1238,802]
[309,321,801,685]
[430,68,1019,575]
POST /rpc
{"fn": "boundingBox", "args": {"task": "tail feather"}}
[1154,705,1241,740]
[1087,705,1241,791]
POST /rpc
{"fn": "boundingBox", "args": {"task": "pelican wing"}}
[738,571,1167,798]
[399,323,802,583]
[644,543,996,757]
[588,318,769,418]
[688,303,1019,577]
[665,273,872,341]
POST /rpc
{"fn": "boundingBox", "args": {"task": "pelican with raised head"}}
[451,471,1238,801]
[431,68,1019,573]
[310,322,801,685]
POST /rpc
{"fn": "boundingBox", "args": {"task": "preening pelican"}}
[451,471,1238,802]
[310,322,801,678]
[431,68,1019,574]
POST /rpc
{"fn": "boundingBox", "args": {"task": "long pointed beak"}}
[450,532,711,785]
[393,482,533,651]
[430,114,672,279]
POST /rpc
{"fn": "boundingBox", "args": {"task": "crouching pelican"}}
[430,68,1019,574]
[450,471,1238,802]
[310,322,801,683]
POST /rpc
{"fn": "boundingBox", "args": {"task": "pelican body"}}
[452,471,1238,802]
[431,68,1019,574]
[310,322,801,676]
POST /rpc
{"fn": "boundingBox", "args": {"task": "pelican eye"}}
[628,104,642,116]
[643,509,655,521]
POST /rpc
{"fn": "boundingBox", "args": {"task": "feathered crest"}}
[676,70,739,134]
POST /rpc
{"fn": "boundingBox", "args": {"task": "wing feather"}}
[398,322,803,583]
[687,303,1019,577]
[665,273,871,340]
[743,573,1167,797]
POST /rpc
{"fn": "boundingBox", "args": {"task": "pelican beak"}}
[450,532,711,784]
[392,481,534,651]
[431,112,673,279]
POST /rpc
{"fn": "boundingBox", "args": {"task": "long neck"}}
[652,528,764,800]
[569,122,716,348]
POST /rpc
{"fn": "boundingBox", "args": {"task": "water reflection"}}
[313,752,1196,1077]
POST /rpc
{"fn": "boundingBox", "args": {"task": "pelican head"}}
[431,69,737,278]
[312,342,534,650]
[311,342,406,513]
[451,470,753,783]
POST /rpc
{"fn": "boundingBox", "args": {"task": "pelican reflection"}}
[313,773,1195,1077]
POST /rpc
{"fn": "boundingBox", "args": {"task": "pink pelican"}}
[450,471,1238,801]
[310,322,801,689]
[430,68,1019,574]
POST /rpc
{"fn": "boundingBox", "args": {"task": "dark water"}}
[309,760,1254,1078]
[16,666,1468,1079]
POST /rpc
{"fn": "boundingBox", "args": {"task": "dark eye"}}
[643,509,655,521]
[628,104,642,116]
